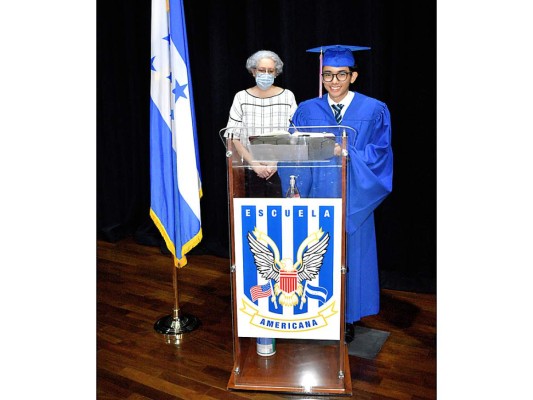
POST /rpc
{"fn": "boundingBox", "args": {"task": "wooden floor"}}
[97,237,436,400]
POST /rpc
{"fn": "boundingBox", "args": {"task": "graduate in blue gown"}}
[280,45,393,324]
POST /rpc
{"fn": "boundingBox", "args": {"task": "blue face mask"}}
[255,73,275,90]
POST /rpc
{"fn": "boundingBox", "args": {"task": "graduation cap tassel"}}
[319,48,323,98]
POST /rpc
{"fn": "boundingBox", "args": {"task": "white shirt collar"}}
[327,91,354,117]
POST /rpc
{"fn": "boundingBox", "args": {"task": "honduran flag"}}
[150,0,202,267]
[303,283,328,304]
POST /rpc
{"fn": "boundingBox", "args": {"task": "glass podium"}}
[219,125,356,395]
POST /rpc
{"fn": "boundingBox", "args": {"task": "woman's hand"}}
[251,161,277,180]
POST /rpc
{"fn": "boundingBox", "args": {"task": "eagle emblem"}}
[247,227,330,307]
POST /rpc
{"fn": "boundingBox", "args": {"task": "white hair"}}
[245,50,284,75]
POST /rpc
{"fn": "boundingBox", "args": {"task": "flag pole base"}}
[154,313,200,345]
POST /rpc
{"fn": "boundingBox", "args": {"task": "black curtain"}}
[97,0,436,292]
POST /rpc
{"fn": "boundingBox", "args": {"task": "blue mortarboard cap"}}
[307,44,371,67]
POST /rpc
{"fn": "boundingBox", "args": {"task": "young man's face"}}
[322,66,358,102]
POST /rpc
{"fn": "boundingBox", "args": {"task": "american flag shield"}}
[250,283,272,301]
[279,271,298,293]
[233,198,342,340]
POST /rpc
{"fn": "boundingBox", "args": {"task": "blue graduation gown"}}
[280,92,393,322]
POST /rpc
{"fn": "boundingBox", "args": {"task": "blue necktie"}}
[332,104,344,124]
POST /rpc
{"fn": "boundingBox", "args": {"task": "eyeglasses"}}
[321,71,352,82]
[256,68,276,75]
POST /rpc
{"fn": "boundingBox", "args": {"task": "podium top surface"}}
[219,125,356,162]
[219,125,356,141]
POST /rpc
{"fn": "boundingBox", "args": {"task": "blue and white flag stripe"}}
[150,0,202,267]
[305,284,328,303]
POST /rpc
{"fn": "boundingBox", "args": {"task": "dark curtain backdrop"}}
[97,0,436,292]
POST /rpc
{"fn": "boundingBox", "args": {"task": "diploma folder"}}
[247,132,336,161]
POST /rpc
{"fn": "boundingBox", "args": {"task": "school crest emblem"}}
[247,228,330,307]
[233,198,342,340]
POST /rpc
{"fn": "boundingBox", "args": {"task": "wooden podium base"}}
[227,338,352,396]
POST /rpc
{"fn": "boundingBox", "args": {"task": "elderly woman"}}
[225,50,297,197]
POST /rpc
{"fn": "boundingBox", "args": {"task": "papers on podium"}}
[248,131,336,161]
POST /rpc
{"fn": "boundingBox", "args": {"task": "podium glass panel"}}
[220,125,355,395]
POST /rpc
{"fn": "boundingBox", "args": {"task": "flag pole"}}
[154,261,200,345]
